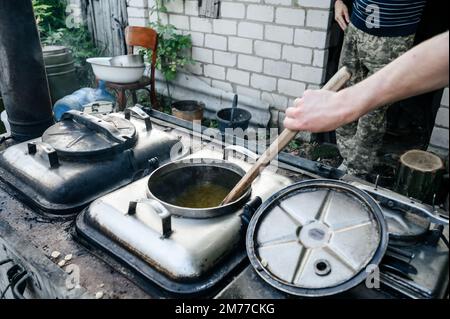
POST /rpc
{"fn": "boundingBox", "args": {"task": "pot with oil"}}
[147,159,251,218]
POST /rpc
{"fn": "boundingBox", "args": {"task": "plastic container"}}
[52,80,116,121]
[216,108,252,133]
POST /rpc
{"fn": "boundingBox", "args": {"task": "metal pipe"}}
[0,0,54,141]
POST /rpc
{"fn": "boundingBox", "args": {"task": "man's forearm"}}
[340,32,449,122]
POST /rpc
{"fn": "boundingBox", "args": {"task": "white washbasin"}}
[87,57,145,84]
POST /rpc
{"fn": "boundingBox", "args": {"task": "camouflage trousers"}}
[337,23,415,177]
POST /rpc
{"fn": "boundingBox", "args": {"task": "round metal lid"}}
[42,111,137,159]
[246,179,388,297]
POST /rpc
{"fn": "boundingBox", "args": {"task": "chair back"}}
[125,26,158,68]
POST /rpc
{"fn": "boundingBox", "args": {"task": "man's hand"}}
[283,90,353,133]
[335,0,350,31]
[284,32,449,134]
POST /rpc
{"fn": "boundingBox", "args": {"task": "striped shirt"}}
[350,0,427,37]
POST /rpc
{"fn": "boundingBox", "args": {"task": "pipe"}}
[0,0,54,141]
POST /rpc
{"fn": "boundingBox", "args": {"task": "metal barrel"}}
[43,46,80,104]
[0,0,54,141]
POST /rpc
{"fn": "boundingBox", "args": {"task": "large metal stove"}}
[0,109,448,299]
[75,148,293,296]
[0,107,182,215]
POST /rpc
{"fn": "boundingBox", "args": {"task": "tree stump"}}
[394,150,444,204]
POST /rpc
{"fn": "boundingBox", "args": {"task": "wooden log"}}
[394,150,444,204]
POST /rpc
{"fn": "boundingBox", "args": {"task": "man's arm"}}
[284,31,449,133]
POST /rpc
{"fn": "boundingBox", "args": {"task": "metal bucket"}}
[146,158,251,218]
[172,100,205,122]
[43,46,80,104]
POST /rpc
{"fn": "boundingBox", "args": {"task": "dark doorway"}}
[320,0,449,185]
[324,0,448,145]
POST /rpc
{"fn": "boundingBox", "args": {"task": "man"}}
[333,0,427,178]
[283,31,449,133]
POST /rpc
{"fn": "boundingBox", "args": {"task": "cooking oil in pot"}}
[173,183,230,208]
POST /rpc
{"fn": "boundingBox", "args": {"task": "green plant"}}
[33,0,66,38]
[140,0,195,103]
[288,139,301,151]
[145,23,194,81]
[32,0,103,87]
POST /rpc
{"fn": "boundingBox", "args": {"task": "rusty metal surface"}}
[0,182,151,299]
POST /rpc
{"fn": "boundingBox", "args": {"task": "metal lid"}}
[246,180,388,297]
[42,110,137,159]
[42,45,68,55]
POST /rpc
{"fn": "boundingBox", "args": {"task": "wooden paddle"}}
[221,66,352,205]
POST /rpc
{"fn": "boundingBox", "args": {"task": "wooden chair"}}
[105,26,158,110]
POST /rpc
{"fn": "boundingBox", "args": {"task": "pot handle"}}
[241,196,262,226]
[27,142,59,168]
[125,105,152,131]
[223,145,259,161]
[127,199,172,238]
[61,110,127,143]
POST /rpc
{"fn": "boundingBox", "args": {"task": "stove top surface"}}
[75,148,294,295]
[0,114,448,299]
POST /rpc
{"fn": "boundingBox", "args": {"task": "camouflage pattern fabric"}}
[336,23,415,177]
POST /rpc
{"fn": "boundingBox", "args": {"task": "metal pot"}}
[146,158,251,218]
[171,100,205,122]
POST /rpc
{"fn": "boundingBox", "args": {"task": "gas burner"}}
[0,107,182,215]
[75,152,293,295]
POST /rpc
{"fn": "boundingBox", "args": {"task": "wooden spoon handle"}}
[221,66,352,205]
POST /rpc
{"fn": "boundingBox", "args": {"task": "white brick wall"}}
[238,55,263,73]
[214,51,237,67]
[221,2,246,19]
[204,64,226,80]
[227,69,250,86]
[238,22,264,40]
[247,5,274,22]
[275,8,305,26]
[265,25,294,44]
[127,0,334,112]
[264,60,291,78]
[306,9,331,29]
[254,41,282,59]
[205,34,227,50]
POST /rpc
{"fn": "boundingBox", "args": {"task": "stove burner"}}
[0,108,182,215]
[74,152,294,295]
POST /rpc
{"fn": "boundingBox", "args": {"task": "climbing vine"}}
[140,0,194,82]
